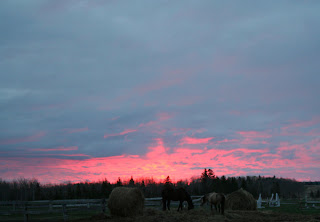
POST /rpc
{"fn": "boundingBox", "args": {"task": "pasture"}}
[69,207,320,222]
[1,199,320,222]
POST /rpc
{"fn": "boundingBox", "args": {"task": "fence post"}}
[62,204,68,221]
[305,195,308,207]
[49,200,53,212]
[13,201,16,211]
[101,198,106,213]
[24,202,28,222]
[87,202,90,209]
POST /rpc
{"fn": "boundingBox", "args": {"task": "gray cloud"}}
[0,0,320,181]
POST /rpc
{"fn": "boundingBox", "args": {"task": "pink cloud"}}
[180,136,214,145]
[31,146,78,152]
[156,112,174,121]
[281,117,320,136]
[104,129,137,138]
[46,153,90,157]
[62,128,88,134]
[215,139,239,144]
[1,136,319,184]
[138,121,157,128]
[282,116,320,130]
[0,132,46,145]
[237,131,272,138]
[136,112,174,135]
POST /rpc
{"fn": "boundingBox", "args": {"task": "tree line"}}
[0,169,306,201]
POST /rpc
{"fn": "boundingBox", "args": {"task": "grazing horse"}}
[201,192,225,215]
[162,187,194,211]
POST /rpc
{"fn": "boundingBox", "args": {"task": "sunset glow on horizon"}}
[0,1,320,184]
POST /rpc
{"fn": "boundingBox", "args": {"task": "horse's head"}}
[200,194,207,206]
[188,200,194,210]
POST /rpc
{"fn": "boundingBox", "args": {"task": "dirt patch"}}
[71,208,320,222]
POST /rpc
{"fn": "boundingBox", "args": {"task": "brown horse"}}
[201,192,225,215]
[162,187,194,211]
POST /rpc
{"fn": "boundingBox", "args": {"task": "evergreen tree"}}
[101,179,112,198]
[271,181,280,195]
[241,178,247,190]
[230,177,239,193]
[208,169,215,179]
[67,184,74,199]
[35,182,41,200]
[116,177,123,187]
[201,168,209,184]
[75,183,81,198]
[201,168,210,193]
[164,176,173,190]
[221,175,227,193]
[128,176,135,187]
[165,176,172,184]
[140,180,146,194]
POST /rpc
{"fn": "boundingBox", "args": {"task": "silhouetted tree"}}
[128,176,135,187]
[271,181,280,195]
[116,177,123,187]
[208,169,216,179]
[221,175,227,193]
[201,169,209,184]
[139,180,146,194]
[241,177,247,190]
[101,179,112,198]
[164,176,171,184]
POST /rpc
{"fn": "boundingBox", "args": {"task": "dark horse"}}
[162,187,194,211]
[200,192,225,215]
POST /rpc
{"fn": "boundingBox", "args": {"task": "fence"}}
[0,196,203,222]
[304,196,320,209]
[0,199,106,222]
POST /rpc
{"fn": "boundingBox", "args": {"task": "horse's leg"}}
[178,201,183,211]
[218,204,221,213]
[167,200,171,211]
[162,198,166,211]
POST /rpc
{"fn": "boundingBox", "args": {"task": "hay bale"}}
[108,187,144,217]
[225,188,257,210]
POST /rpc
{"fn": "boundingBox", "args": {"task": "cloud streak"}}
[104,129,137,139]
[179,136,214,145]
[31,146,78,152]
[0,132,46,145]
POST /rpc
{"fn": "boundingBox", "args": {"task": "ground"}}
[72,208,320,222]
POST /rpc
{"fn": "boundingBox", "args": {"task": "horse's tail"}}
[221,194,225,215]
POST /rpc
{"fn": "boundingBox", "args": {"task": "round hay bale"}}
[108,187,144,217]
[225,188,257,210]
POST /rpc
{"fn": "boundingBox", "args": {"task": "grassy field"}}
[73,207,320,222]
[0,208,103,222]
[1,200,320,222]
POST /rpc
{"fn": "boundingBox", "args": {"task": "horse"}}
[200,192,225,215]
[162,187,194,211]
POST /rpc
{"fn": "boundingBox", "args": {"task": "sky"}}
[0,0,320,184]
